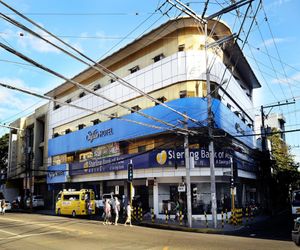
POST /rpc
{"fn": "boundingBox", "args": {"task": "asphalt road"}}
[0,213,297,250]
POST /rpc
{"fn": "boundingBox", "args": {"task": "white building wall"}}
[48,51,255,135]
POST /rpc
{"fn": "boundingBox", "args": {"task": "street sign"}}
[115,185,119,195]
[178,184,186,192]
[128,162,133,182]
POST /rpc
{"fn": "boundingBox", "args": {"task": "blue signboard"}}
[68,148,253,176]
[48,98,255,157]
[47,164,69,184]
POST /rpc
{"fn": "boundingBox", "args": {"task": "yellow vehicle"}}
[55,189,95,217]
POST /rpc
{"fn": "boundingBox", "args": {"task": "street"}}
[0,213,297,250]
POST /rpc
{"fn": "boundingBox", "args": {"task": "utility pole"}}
[205,22,217,229]
[167,0,254,229]
[184,116,192,228]
[260,100,295,212]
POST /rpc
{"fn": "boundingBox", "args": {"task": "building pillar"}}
[242,183,246,207]
[100,181,104,197]
[153,181,159,216]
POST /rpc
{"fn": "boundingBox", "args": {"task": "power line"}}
[0,1,201,133]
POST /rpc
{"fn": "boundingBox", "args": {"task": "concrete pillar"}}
[153,182,159,215]
[100,181,104,197]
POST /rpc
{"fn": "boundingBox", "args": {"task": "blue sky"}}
[0,0,300,161]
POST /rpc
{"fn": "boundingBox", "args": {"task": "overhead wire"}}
[0,81,178,133]
[0,0,202,132]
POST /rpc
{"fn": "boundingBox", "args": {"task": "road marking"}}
[0,229,19,236]
[0,231,61,240]
[0,216,91,234]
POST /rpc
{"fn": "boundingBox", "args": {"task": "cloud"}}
[0,77,47,119]
[272,72,300,85]
[272,0,291,6]
[17,28,61,54]
[260,37,290,48]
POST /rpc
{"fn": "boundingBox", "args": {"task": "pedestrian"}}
[174,200,180,221]
[103,199,111,225]
[105,199,112,224]
[114,197,120,225]
[124,202,132,226]
[0,199,6,215]
[167,201,172,219]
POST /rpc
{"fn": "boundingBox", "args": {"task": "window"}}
[234,111,240,118]
[65,129,72,134]
[78,124,85,130]
[227,103,232,110]
[53,104,60,110]
[79,92,86,98]
[109,79,116,83]
[53,133,59,138]
[65,99,72,104]
[178,44,185,52]
[155,96,167,105]
[138,145,146,153]
[153,53,165,63]
[129,65,140,74]
[131,105,141,113]
[179,90,187,98]
[93,84,101,91]
[110,113,118,120]
[92,119,100,125]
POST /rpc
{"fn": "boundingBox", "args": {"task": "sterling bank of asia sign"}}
[69,148,232,176]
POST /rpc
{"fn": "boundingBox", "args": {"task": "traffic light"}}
[128,162,133,182]
[230,177,235,188]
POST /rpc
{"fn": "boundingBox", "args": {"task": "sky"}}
[0,0,300,161]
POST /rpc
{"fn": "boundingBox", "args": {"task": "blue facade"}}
[47,164,69,184]
[48,98,254,157]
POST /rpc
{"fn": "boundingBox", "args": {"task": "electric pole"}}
[205,22,217,229]
[184,116,192,228]
[260,100,295,212]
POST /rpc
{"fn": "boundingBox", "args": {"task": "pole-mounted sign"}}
[128,160,133,182]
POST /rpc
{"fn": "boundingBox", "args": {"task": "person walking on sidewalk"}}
[0,199,6,215]
[114,197,120,225]
[103,199,112,225]
[124,202,132,226]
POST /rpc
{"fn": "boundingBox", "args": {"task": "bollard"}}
[221,211,224,228]
[179,210,183,226]
[165,209,168,224]
[250,207,254,221]
[233,209,237,226]
[151,208,154,224]
[204,211,208,228]
[225,209,228,224]
[140,207,143,222]
[245,207,248,224]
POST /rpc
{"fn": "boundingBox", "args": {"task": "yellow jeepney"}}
[55,189,95,217]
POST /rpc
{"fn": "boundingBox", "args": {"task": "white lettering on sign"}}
[167,149,229,161]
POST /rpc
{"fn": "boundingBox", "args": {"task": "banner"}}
[69,148,242,176]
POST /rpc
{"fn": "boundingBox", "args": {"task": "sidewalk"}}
[31,209,269,234]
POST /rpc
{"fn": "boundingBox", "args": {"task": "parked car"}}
[292,217,300,246]
[26,195,44,208]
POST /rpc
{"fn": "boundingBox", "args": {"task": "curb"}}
[140,222,225,234]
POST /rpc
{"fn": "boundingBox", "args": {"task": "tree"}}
[268,128,300,210]
[0,133,9,170]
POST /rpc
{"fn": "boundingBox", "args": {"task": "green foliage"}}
[0,133,9,169]
[268,128,300,208]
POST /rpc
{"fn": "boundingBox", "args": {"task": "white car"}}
[26,195,44,208]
